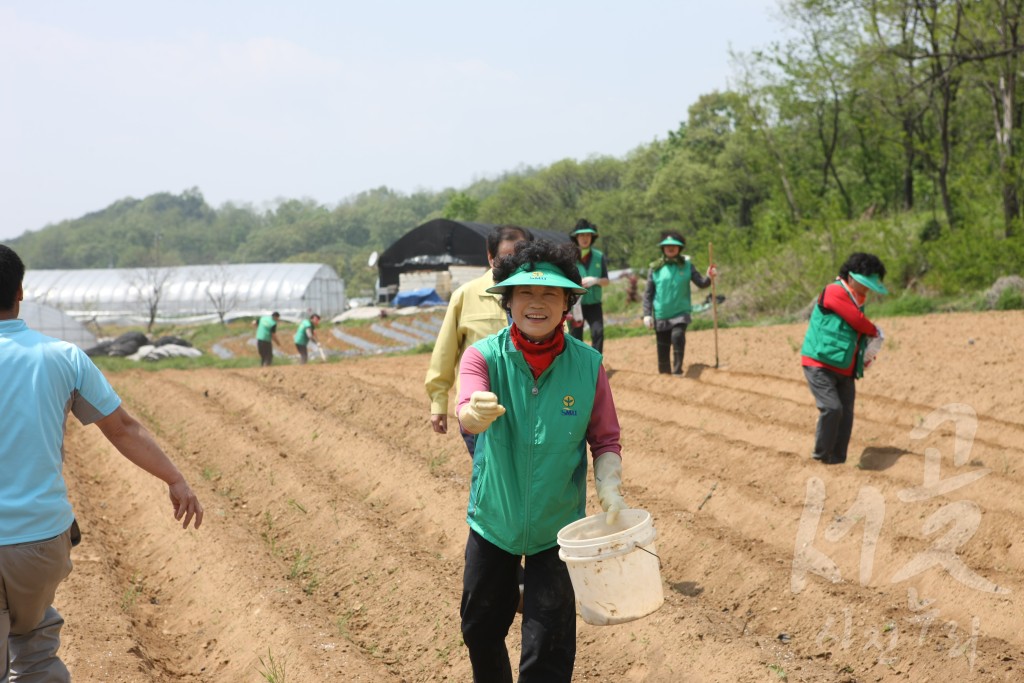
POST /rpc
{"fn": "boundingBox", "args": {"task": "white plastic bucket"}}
[557,509,664,626]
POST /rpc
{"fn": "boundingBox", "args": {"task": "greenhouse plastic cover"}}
[23,263,346,325]
[18,301,98,349]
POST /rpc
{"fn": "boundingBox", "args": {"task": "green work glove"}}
[594,452,626,524]
[459,391,506,434]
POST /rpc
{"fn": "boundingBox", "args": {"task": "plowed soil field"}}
[57,311,1024,682]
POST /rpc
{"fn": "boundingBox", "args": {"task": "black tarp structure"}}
[377,219,572,291]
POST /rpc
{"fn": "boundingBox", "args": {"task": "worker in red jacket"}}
[800,252,888,465]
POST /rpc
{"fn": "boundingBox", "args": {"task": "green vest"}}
[468,328,602,555]
[255,315,277,342]
[801,281,867,378]
[576,249,604,305]
[651,258,693,319]
[294,319,314,345]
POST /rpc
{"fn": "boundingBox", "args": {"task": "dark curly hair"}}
[570,218,598,244]
[492,239,583,312]
[838,252,886,282]
[0,244,26,312]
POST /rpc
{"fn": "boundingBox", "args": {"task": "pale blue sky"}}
[0,1,785,240]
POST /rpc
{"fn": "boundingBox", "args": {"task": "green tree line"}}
[10,0,1024,314]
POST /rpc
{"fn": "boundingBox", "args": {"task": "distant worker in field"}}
[800,252,888,465]
[456,238,626,682]
[294,312,321,365]
[0,244,204,682]
[252,311,281,366]
[567,218,609,354]
[642,232,716,375]
[425,224,533,455]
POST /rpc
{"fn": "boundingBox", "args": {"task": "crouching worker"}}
[456,239,626,683]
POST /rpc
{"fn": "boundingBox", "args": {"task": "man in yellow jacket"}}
[425,225,533,455]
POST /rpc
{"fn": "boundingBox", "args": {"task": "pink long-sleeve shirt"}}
[457,345,622,460]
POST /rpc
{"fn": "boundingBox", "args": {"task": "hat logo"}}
[530,271,546,279]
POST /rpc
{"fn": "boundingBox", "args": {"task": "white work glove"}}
[458,391,506,434]
[581,276,599,288]
[594,452,627,525]
[643,315,653,329]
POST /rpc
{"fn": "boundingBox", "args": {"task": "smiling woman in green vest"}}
[567,218,609,353]
[800,252,888,465]
[455,238,626,683]
[641,231,717,375]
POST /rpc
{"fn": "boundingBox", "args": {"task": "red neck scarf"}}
[511,322,566,379]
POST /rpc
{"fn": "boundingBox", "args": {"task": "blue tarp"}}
[392,287,446,307]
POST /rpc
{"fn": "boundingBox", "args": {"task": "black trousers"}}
[460,431,477,457]
[655,322,688,374]
[803,366,856,463]
[461,530,576,683]
[257,339,273,366]
[568,303,604,354]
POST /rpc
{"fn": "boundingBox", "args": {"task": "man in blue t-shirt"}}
[0,244,204,682]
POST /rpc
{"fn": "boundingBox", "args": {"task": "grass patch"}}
[428,450,451,476]
[120,572,144,612]
[287,548,319,594]
[871,293,938,317]
[256,649,287,683]
[92,354,264,372]
[996,287,1024,310]
[336,612,354,639]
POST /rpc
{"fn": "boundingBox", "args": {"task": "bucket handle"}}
[636,545,662,568]
[561,536,661,564]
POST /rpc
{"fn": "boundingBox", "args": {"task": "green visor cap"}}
[850,271,889,295]
[658,236,685,247]
[487,261,588,294]
[571,227,598,236]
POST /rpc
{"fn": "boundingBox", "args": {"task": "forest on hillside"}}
[10,0,1024,313]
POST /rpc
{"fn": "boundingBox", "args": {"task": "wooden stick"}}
[709,242,720,369]
[698,481,718,510]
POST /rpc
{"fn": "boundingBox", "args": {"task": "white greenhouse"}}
[23,263,346,325]
[19,301,98,348]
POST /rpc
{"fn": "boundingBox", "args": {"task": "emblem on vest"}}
[561,394,577,416]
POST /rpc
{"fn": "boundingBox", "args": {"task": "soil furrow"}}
[53,311,1024,682]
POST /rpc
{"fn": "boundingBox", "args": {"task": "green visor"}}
[849,271,889,295]
[571,227,598,236]
[658,236,685,247]
[487,261,588,294]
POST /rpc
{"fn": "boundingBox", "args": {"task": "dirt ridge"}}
[56,311,1024,681]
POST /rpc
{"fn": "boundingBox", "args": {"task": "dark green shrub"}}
[919,218,942,243]
[996,287,1024,310]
